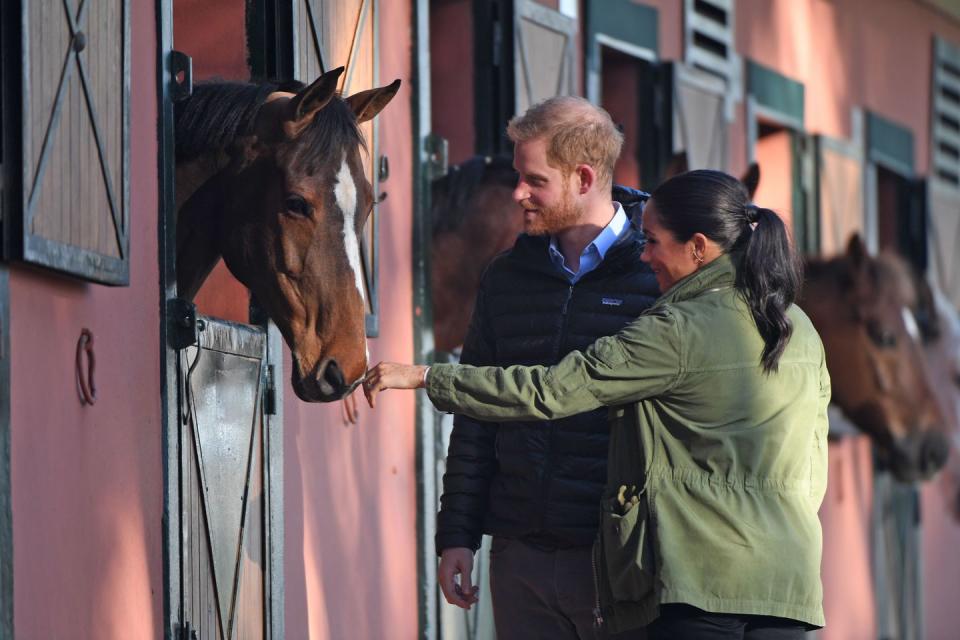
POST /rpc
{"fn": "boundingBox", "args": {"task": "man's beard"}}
[523,189,583,236]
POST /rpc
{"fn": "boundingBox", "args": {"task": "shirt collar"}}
[548,202,629,260]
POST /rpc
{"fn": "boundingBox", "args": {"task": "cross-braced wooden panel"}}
[18,0,129,284]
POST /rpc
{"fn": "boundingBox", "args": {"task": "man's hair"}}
[506,96,623,188]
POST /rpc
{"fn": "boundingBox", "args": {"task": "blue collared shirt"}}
[548,202,629,283]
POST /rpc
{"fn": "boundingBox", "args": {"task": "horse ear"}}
[741,162,761,199]
[287,67,345,129]
[345,79,401,124]
[846,233,869,270]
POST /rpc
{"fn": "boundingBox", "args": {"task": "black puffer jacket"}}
[436,187,660,552]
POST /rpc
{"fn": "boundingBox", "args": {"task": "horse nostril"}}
[323,359,346,392]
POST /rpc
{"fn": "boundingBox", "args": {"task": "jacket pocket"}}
[599,492,655,602]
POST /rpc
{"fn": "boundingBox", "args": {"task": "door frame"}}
[157,1,284,637]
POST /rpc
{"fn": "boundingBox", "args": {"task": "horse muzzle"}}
[887,431,951,482]
[291,357,359,402]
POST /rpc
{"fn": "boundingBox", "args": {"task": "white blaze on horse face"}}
[901,306,921,343]
[334,155,366,306]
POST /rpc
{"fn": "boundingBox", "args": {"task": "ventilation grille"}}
[933,38,960,188]
[684,0,735,84]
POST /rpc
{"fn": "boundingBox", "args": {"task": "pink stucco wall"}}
[733,2,960,635]
[282,0,419,637]
[10,0,163,637]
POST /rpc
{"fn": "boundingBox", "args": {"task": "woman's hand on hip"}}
[363,362,428,408]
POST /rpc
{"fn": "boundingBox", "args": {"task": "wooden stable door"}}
[291,0,382,335]
[178,317,278,640]
[10,0,130,284]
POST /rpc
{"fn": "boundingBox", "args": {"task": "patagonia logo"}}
[601,297,624,306]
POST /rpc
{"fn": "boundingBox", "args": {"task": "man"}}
[436,96,660,638]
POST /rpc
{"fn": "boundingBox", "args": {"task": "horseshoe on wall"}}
[76,328,96,406]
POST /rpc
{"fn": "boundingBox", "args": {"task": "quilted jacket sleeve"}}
[434,277,499,554]
[427,308,682,422]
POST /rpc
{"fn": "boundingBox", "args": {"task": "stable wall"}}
[732,2,960,637]
[281,0,420,637]
[10,0,164,637]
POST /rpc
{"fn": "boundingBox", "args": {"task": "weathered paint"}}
[10,0,163,637]
[282,0,420,637]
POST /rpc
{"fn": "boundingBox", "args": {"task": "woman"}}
[366,170,830,639]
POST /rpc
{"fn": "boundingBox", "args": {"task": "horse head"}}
[802,235,951,481]
[177,68,400,401]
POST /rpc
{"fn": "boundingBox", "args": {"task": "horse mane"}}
[175,80,365,173]
[431,155,517,235]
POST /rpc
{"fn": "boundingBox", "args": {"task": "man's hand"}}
[362,362,428,408]
[438,547,479,610]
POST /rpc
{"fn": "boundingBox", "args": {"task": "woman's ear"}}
[691,232,709,256]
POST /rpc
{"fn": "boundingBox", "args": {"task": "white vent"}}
[684,0,740,118]
[932,38,960,188]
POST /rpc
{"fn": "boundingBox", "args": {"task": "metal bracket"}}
[424,133,449,182]
[167,298,199,350]
[263,364,277,416]
[170,50,193,102]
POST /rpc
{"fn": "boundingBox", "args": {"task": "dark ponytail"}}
[649,170,803,373]
[737,207,803,372]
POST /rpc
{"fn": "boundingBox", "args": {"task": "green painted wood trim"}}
[586,0,658,65]
[747,60,804,126]
[867,111,915,176]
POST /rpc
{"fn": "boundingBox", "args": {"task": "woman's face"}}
[640,201,699,293]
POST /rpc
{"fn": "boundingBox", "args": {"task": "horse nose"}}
[918,431,950,476]
[318,358,346,397]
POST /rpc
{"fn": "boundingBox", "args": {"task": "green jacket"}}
[427,253,830,631]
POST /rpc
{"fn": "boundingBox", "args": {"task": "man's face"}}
[513,137,583,236]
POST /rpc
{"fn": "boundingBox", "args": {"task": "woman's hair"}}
[649,170,803,373]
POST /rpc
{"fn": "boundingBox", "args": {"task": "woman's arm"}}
[364,308,682,421]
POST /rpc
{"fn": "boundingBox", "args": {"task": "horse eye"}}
[284,195,312,217]
[866,320,897,348]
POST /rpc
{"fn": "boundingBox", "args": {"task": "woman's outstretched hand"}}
[362,362,428,408]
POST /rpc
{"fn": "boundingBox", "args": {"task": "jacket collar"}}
[653,252,740,308]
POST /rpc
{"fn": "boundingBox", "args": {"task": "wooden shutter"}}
[927,180,960,307]
[672,64,728,171]
[11,0,129,284]
[816,135,864,257]
[292,0,381,336]
[514,0,577,115]
[932,37,960,188]
[179,317,276,640]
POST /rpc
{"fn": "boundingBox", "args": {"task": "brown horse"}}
[917,283,960,515]
[175,67,400,401]
[801,236,950,481]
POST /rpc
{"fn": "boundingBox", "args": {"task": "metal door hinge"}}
[167,298,199,350]
[264,364,277,415]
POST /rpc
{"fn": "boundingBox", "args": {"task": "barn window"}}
[3,0,130,285]
[290,0,383,337]
[684,0,740,113]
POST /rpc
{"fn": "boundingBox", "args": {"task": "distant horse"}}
[175,67,400,401]
[916,283,960,515]
[801,236,950,481]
